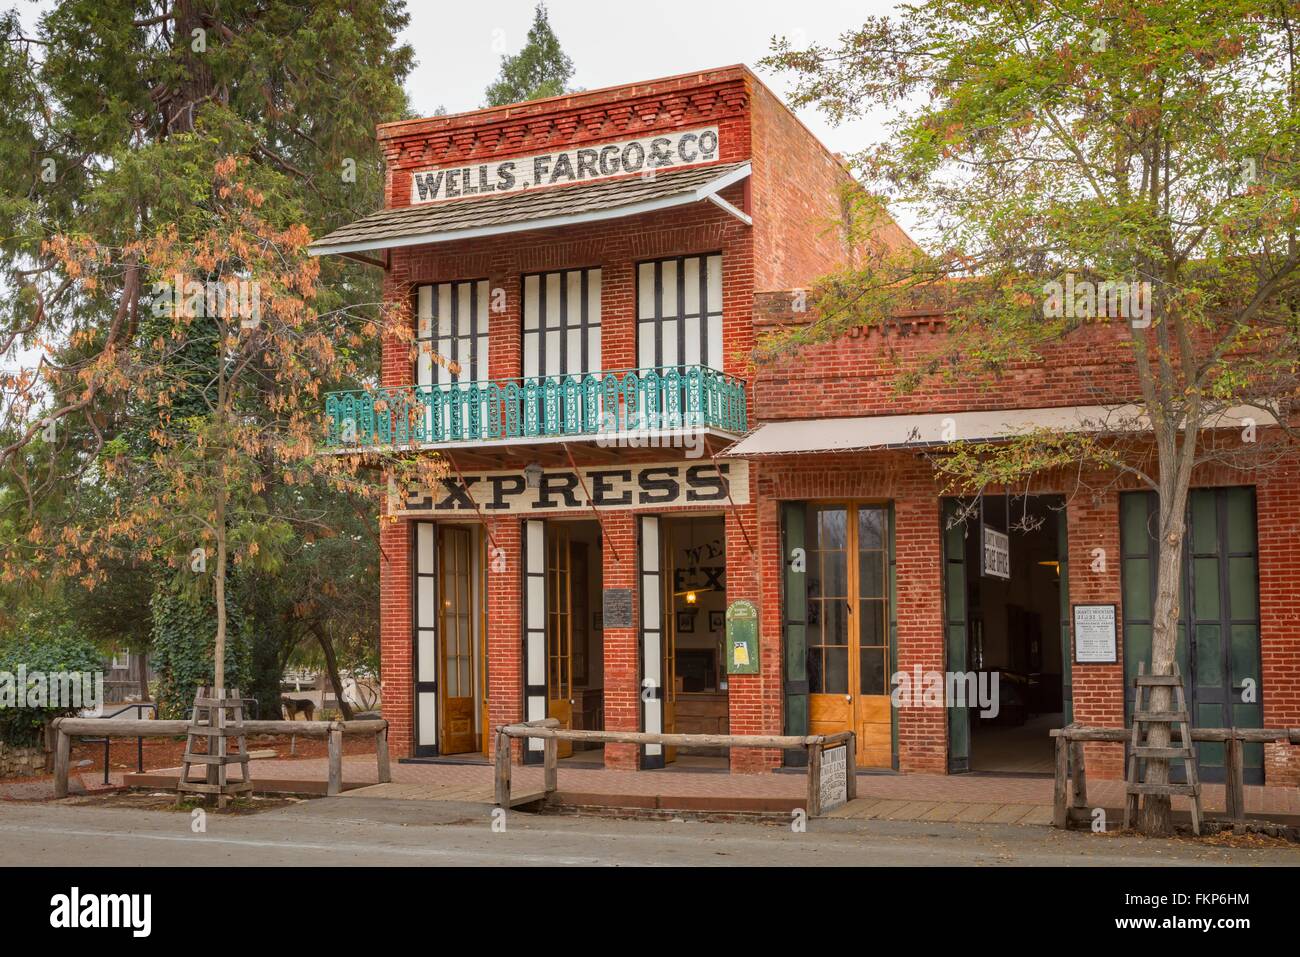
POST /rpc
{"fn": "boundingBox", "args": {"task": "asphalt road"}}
[0,797,1296,866]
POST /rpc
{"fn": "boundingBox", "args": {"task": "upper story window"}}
[523,268,602,379]
[415,280,490,387]
[637,254,723,372]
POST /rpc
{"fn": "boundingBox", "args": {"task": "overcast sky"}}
[404,0,899,156]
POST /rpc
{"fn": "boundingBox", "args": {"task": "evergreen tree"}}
[484,3,575,106]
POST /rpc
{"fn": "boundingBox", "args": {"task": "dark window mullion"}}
[698,256,709,368]
[676,256,686,371]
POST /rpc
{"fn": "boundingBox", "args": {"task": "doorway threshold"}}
[399,754,490,767]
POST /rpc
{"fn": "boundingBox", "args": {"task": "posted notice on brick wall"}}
[1073,603,1117,664]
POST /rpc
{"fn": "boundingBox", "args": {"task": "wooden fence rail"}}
[1050,723,1300,828]
[493,720,857,816]
[50,716,391,798]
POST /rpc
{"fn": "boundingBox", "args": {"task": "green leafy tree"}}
[0,2,416,711]
[484,3,575,106]
[765,1,1300,836]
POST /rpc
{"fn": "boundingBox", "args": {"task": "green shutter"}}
[781,502,809,767]
[887,502,899,769]
[1120,487,1262,784]
[941,499,970,772]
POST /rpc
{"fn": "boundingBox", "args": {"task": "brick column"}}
[895,486,946,773]
[1067,488,1126,780]
[379,512,412,758]
[602,512,639,769]
[486,517,524,764]
[726,502,776,772]
[1258,466,1300,786]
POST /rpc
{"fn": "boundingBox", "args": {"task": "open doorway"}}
[661,514,728,770]
[546,519,604,765]
[960,495,1066,774]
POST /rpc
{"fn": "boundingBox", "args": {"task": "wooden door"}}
[806,505,892,768]
[546,525,574,758]
[438,527,478,754]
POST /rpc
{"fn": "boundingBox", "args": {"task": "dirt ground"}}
[6,731,375,791]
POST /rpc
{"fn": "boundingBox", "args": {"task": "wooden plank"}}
[1133,746,1194,759]
[1126,782,1200,796]
[499,725,815,749]
[1053,735,1069,828]
[845,732,857,802]
[56,717,389,738]
[494,729,511,808]
[1133,674,1182,686]
[1227,734,1246,822]
[543,737,557,797]
[1070,740,1088,811]
[326,728,343,797]
[54,727,70,799]
[806,742,822,818]
[376,729,392,784]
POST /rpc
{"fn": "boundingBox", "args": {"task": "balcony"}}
[323,365,748,450]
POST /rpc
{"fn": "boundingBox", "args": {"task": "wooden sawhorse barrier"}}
[51,716,392,798]
[1051,723,1300,829]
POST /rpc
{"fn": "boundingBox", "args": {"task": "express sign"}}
[397,460,747,515]
[409,126,720,204]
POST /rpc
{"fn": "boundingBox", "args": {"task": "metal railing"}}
[323,365,748,449]
[81,702,157,785]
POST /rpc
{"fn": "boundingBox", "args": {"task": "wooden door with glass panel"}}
[546,526,574,758]
[806,505,891,768]
[438,526,478,754]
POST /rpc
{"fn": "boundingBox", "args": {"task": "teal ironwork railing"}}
[323,365,748,449]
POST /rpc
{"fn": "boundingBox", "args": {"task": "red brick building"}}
[312,65,1300,786]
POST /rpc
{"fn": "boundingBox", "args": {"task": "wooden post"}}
[494,729,511,807]
[326,726,343,796]
[845,732,857,802]
[1053,734,1069,828]
[1226,733,1246,822]
[53,721,70,799]
[375,727,392,784]
[543,736,557,799]
[806,740,823,818]
[1070,740,1088,813]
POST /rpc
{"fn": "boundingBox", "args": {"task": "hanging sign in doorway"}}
[1073,603,1118,664]
[981,525,1010,580]
[725,599,759,675]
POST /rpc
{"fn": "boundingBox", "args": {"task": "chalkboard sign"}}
[603,588,633,629]
[725,599,759,675]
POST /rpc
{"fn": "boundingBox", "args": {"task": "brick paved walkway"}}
[8,753,1299,823]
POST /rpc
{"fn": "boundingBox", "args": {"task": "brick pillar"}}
[1067,488,1126,779]
[895,485,947,773]
[1257,466,1300,785]
[485,517,524,764]
[379,512,412,758]
[726,502,775,772]
[602,512,639,769]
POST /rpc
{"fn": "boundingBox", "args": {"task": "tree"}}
[764,1,1300,836]
[0,2,416,707]
[484,3,575,106]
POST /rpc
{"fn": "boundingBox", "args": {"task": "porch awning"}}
[720,404,1275,457]
[309,161,752,257]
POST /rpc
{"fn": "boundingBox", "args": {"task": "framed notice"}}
[1073,603,1118,664]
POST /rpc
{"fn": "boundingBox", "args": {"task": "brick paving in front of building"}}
[17,751,1294,826]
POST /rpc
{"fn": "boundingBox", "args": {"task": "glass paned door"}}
[806,504,892,767]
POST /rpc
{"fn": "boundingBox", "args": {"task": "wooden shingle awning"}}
[309,161,752,257]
